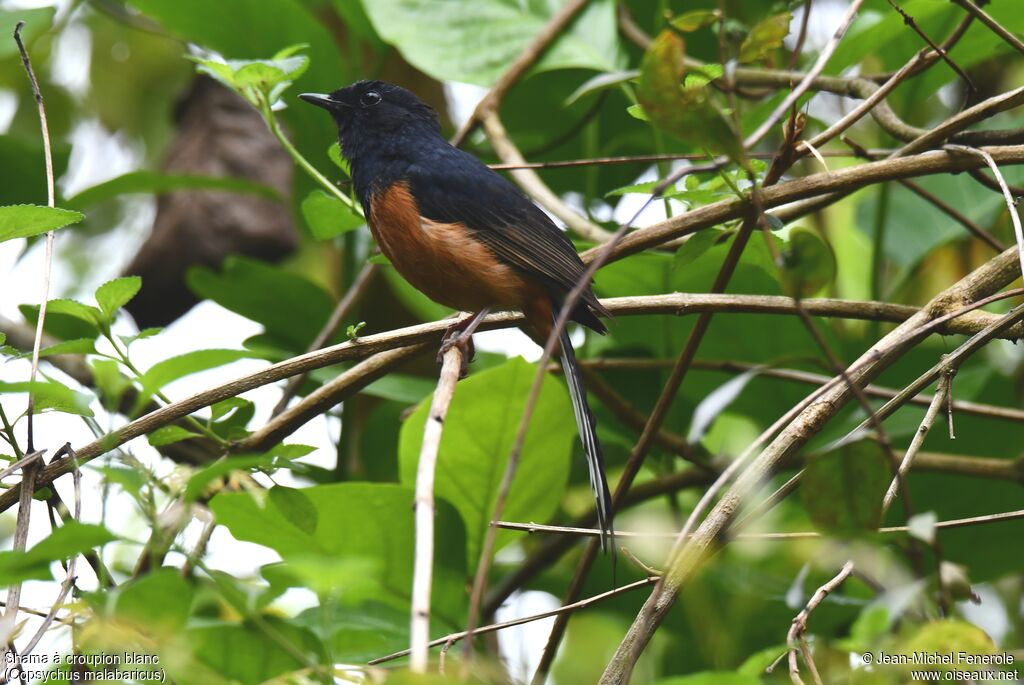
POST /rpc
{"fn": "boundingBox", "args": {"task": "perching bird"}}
[300,81,614,550]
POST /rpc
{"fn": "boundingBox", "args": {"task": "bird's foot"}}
[437,327,475,378]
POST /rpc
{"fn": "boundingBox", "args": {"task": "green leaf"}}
[267,485,318,535]
[104,568,195,634]
[801,440,889,537]
[210,483,467,624]
[184,617,325,685]
[124,0,348,166]
[362,0,623,86]
[20,300,103,341]
[192,50,310,108]
[651,673,761,685]
[0,136,70,208]
[138,349,253,395]
[91,359,132,412]
[185,451,300,501]
[95,276,142,320]
[739,12,792,63]
[0,381,94,417]
[687,368,762,444]
[147,425,202,447]
[293,600,410,664]
[565,70,638,105]
[898,620,995,674]
[399,358,575,562]
[637,31,740,158]
[119,327,163,348]
[669,10,720,33]
[780,226,837,298]
[38,338,98,358]
[0,522,115,585]
[64,171,281,211]
[0,205,84,243]
[187,256,334,351]
[300,189,363,240]
[673,230,721,270]
[361,374,435,404]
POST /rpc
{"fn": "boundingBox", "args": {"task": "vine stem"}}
[263,99,361,214]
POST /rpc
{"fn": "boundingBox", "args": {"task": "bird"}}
[300,80,614,551]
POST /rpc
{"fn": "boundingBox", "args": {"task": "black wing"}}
[406,147,609,321]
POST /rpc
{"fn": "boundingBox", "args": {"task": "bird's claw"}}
[437,329,475,378]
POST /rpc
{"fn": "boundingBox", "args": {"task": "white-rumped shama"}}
[300,81,613,549]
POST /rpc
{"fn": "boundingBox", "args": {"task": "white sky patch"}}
[0,89,17,133]
[60,118,143,197]
[50,18,91,99]
[443,81,487,128]
[495,590,560,684]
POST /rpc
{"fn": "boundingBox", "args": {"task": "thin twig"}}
[482,112,613,243]
[4,284,1021,518]
[369,577,657,666]
[944,144,1024,279]
[950,0,1024,57]
[495,505,1024,539]
[885,0,975,92]
[5,21,57,655]
[272,262,379,416]
[744,0,865,148]
[787,372,951,683]
[410,345,464,672]
[450,0,594,146]
[598,246,1023,684]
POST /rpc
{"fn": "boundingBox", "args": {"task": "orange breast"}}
[368,181,545,314]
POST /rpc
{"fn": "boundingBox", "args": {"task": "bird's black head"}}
[300,80,440,153]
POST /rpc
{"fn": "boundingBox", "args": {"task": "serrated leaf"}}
[0,205,83,243]
[20,300,103,341]
[138,349,252,395]
[96,276,142,320]
[38,338,97,357]
[64,171,281,210]
[0,381,94,417]
[300,190,363,240]
[0,522,115,585]
[184,445,313,501]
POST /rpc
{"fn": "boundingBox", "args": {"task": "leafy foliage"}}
[1,0,1023,683]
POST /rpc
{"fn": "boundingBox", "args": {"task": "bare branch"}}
[411,345,464,672]
[369,577,657,666]
[272,262,379,416]
[950,0,1024,57]
[450,0,594,146]
[482,111,614,242]
[744,0,865,148]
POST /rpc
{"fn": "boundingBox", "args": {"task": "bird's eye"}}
[361,91,382,107]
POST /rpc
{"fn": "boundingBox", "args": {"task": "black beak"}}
[299,93,347,111]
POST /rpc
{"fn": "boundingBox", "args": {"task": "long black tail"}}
[557,325,615,553]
